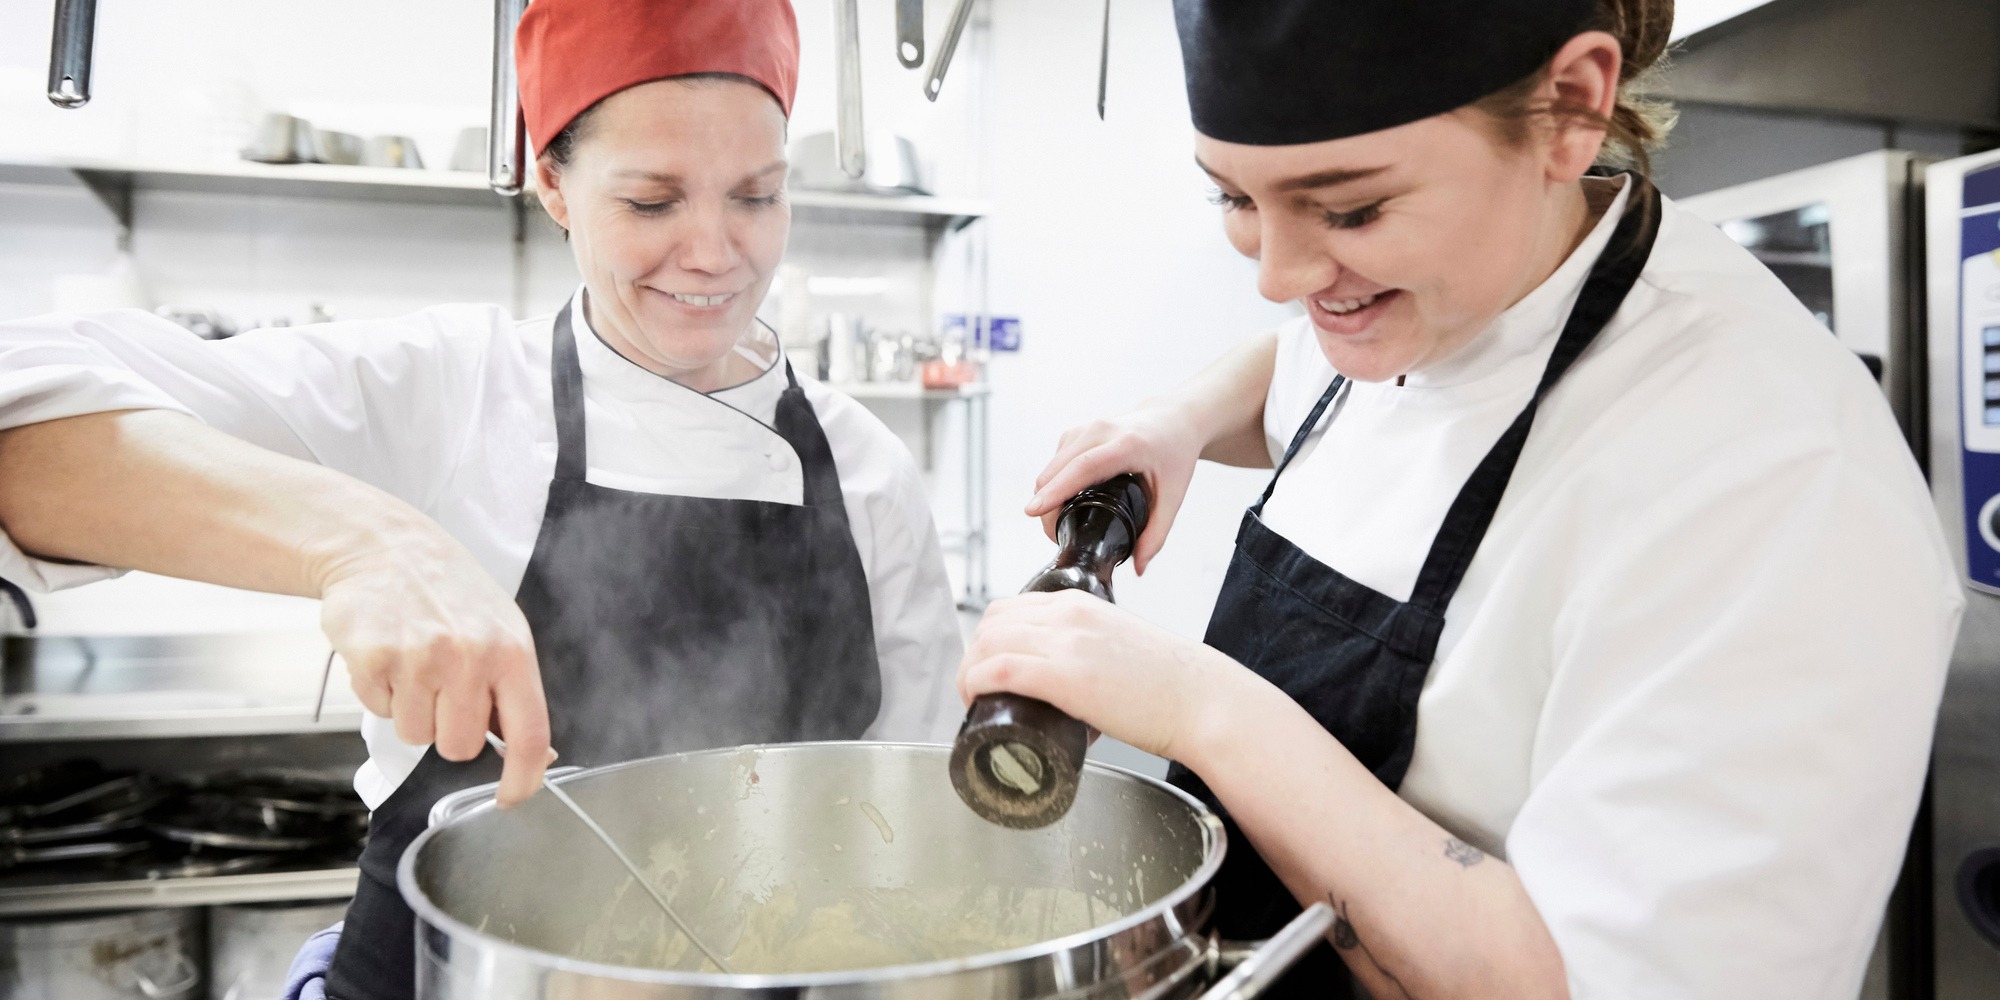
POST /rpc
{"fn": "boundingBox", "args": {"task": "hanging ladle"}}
[924,0,977,101]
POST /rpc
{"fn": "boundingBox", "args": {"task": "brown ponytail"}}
[1470,0,1679,177]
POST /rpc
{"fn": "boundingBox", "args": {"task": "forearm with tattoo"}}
[1187,676,1570,998]
[1325,839,1493,999]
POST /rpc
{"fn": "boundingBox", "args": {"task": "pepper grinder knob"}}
[950,473,1150,829]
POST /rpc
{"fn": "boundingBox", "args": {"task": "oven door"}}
[1681,150,1925,449]
[1688,149,1935,1000]
[1926,147,2000,1000]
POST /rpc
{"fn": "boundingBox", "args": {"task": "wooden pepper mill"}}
[950,473,1151,829]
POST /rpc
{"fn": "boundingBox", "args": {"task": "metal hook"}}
[896,0,925,68]
[1097,0,1111,120]
[488,0,529,195]
[834,0,867,179]
[925,0,978,102]
[47,0,97,109]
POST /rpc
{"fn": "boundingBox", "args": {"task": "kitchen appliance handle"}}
[132,949,200,999]
[47,0,96,108]
[488,0,529,195]
[1202,903,1337,1000]
[428,766,583,827]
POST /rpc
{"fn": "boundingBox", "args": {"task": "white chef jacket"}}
[0,293,965,807]
[1258,180,1963,999]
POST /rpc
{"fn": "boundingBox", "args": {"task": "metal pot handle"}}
[428,766,583,828]
[1202,903,1336,1000]
[132,949,200,999]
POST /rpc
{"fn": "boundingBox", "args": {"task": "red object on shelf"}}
[921,359,977,390]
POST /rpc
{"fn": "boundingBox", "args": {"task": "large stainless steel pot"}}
[401,742,1324,999]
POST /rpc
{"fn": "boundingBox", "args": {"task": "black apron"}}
[325,301,882,1000]
[1170,180,1661,998]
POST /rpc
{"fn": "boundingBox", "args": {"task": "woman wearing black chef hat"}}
[961,0,1962,997]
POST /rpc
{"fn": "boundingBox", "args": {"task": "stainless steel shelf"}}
[0,705,365,743]
[0,156,990,230]
[0,156,494,206]
[831,381,991,401]
[787,190,990,233]
[0,866,358,915]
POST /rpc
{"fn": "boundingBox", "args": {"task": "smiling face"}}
[1197,33,1622,383]
[1200,119,1571,382]
[535,77,789,390]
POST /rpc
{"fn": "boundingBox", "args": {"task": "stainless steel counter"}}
[0,631,370,913]
[0,866,359,916]
[1,631,363,742]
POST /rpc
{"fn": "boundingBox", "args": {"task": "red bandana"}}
[515,0,799,156]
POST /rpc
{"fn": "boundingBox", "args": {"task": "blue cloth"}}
[282,922,342,1000]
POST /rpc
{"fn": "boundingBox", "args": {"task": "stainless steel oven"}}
[1683,150,1935,1000]
[1681,150,1930,450]
[1924,145,2000,1000]
[1698,145,2000,999]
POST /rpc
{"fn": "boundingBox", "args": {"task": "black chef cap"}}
[1174,0,1599,146]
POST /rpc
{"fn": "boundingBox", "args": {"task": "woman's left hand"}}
[957,590,1246,761]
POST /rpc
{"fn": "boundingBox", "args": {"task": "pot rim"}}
[396,740,1227,989]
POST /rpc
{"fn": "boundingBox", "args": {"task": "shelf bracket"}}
[70,167,132,250]
[919,397,939,470]
[510,194,531,317]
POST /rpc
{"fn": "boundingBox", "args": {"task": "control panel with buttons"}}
[1958,164,2000,593]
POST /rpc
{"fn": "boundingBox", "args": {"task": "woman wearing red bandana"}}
[0,3,962,997]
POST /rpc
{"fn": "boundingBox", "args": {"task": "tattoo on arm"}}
[1319,841,1484,997]
[1444,836,1485,868]
[1328,896,1414,1000]
[1330,903,1359,949]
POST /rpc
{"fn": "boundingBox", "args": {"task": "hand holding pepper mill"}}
[949,473,1151,829]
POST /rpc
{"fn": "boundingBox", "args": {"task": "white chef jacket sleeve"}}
[1502,405,1963,998]
[855,446,965,743]
[0,306,510,592]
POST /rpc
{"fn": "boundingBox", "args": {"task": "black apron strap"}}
[1252,374,1347,514]
[549,299,588,483]
[774,361,849,517]
[1406,181,1663,615]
